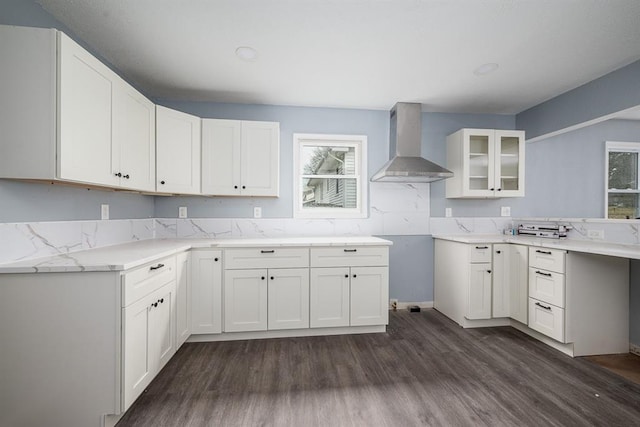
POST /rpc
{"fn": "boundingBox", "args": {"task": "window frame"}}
[605,141,640,219]
[293,133,368,219]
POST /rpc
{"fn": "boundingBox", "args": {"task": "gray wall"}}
[517,59,640,140]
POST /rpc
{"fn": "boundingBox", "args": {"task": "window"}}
[293,133,367,218]
[606,141,640,219]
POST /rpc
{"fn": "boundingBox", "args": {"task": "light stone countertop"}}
[0,236,393,274]
[432,234,640,260]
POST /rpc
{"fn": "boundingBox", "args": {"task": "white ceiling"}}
[36,0,640,114]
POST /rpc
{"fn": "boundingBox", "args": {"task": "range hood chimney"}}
[371,102,453,182]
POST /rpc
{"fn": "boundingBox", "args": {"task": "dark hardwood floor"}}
[117,309,640,426]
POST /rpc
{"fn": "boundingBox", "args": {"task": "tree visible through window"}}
[293,134,367,218]
[606,141,640,219]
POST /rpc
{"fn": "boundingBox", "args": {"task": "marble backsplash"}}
[0,219,155,265]
[1,215,638,265]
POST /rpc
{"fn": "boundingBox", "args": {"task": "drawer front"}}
[310,246,388,267]
[123,256,176,307]
[224,248,309,269]
[529,247,566,273]
[469,244,492,263]
[528,298,565,342]
[528,267,565,307]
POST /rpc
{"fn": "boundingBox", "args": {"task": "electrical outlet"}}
[501,206,511,217]
[587,229,604,239]
[254,207,262,218]
[445,208,452,218]
[100,204,109,220]
[178,206,188,219]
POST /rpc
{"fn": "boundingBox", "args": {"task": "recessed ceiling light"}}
[473,63,499,76]
[235,46,258,61]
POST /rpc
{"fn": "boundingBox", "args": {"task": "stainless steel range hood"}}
[371,102,453,182]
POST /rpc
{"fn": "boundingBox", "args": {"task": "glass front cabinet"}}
[446,128,525,198]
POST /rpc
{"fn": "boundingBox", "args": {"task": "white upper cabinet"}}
[111,76,156,191]
[0,26,155,191]
[201,119,280,197]
[156,106,201,194]
[446,128,525,198]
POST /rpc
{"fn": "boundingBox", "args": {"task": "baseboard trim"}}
[630,343,640,356]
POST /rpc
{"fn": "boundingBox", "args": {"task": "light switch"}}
[254,207,262,218]
[501,206,511,217]
[445,208,452,218]
[101,204,109,220]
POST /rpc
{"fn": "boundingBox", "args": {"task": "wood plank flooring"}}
[117,309,640,426]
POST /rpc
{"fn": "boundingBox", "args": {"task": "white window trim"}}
[293,133,368,219]
[605,141,640,218]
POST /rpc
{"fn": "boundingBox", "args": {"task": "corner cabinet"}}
[156,106,201,194]
[446,128,525,198]
[0,25,155,191]
[201,119,280,197]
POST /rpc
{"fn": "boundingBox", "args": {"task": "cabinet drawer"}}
[528,297,565,342]
[310,246,388,267]
[123,256,176,307]
[224,248,309,269]
[528,267,565,308]
[469,244,492,263]
[529,247,565,273]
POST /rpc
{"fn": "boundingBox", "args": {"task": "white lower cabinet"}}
[310,267,350,328]
[224,267,310,332]
[175,251,191,348]
[467,263,492,319]
[492,244,528,322]
[528,297,565,342]
[350,266,389,326]
[190,249,223,334]
[122,257,177,412]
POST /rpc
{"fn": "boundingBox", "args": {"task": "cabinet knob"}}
[160,180,165,185]
[242,185,246,189]
[489,187,495,191]
[496,250,501,254]
[261,276,265,280]
[345,274,349,278]
[234,185,238,189]
[487,270,492,274]
[497,188,502,191]
[270,276,274,280]
[115,172,122,177]
[353,274,357,278]
[214,257,219,262]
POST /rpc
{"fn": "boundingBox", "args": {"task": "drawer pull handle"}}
[261,250,275,254]
[475,246,488,250]
[152,302,158,308]
[535,302,552,311]
[344,249,357,253]
[150,263,165,271]
[535,270,552,277]
[159,298,164,304]
[535,250,552,255]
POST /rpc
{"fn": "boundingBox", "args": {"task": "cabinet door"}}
[57,32,116,186]
[156,106,201,194]
[495,130,525,197]
[241,121,279,196]
[492,244,510,318]
[310,267,350,328]
[122,293,153,410]
[467,263,492,319]
[149,284,175,372]
[268,268,309,330]
[112,79,156,191]
[509,244,529,324]
[224,269,268,332]
[463,129,495,197]
[191,250,223,334]
[350,266,389,326]
[175,252,191,348]
[201,119,241,195]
